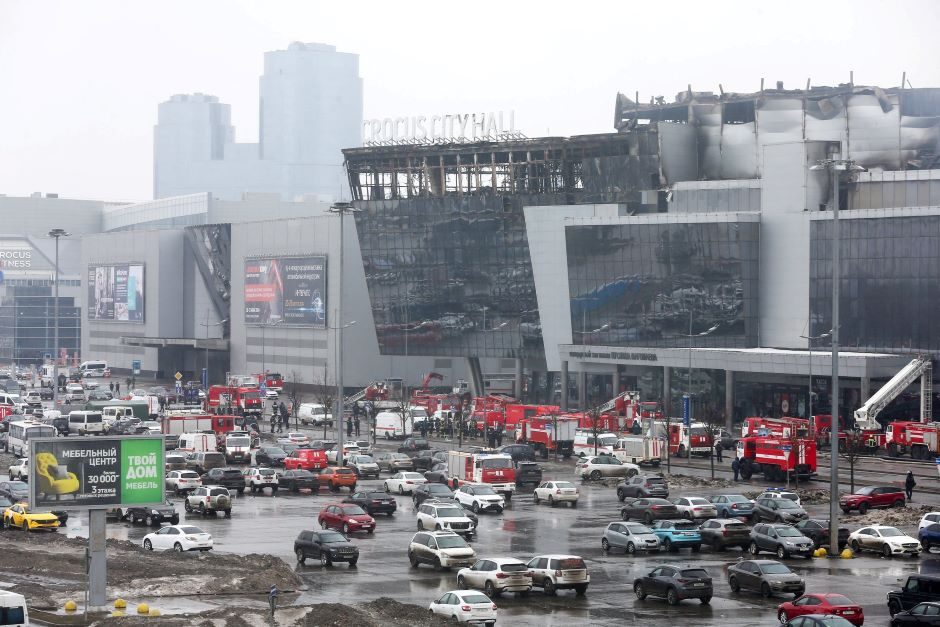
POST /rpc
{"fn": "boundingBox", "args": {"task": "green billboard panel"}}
[29,436,165,509]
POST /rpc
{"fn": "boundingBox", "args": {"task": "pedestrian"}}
[354,415,360,437]
[495,427,503,447]
[109,381,114,393]
[631,420,642,435]
[270,413,276,433]
[115,382,120,395]
[282,412,289,432]
[347,415,353,438]
[906,470,916,501]
[731,457,740,481]
[714,440,723,462]
[268,584,279,616]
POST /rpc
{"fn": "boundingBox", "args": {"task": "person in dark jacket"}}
[731,457,740,481]
[714,440,723,462]
[906,470,917,501]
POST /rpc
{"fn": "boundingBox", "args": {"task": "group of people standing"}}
[269,401,290,433]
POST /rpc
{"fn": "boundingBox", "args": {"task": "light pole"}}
[328,202,359,466]
[799,330,832,423]
[676,310,719,475]
[47,229,69,409]
[810,156,865,557]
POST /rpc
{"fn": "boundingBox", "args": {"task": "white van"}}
[65,384,86,403]
[178,432,216,453]
[573,430,619,456]
[102,406,135,429]
[68,411,104,435]
[375,411,412,439]
[0,590,28,626]
[79,360,108,377]
[298,403,333,427]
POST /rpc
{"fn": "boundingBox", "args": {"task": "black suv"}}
[749,523,814,559]
[201,467,246,495]
[294,529,359,567]
[498,444,536,463]
[413,483,455,506]
[412,450,447,471]
[398,437,430,457]
[617,475,669,500]
[123,502,179,526]
[515,461,543,486]
[888,574,940,616]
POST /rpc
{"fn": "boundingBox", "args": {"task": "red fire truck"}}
[885,421,940,459]
[206,385,263,416]
[514,415,577,459]
[162,412,238,436]
[736,435,817,481]
[467,394,517,434]
[255,372,283,392]
[655,421,713,458]
[741,416,811,439]
[446,451,516,498]
[504,404,559,431]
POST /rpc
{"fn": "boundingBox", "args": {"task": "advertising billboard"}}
[244,255,327,327]
[88,263,145,322]
[28,436,165,509]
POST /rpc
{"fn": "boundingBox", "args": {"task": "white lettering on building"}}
[363,111,517,143]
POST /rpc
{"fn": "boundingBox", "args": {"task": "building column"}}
[860,375,871,404]
[578,370,587,410]
[663,366,672,417]
[560,361,569,411]
[514,358,524,401]
[725,370,734,433]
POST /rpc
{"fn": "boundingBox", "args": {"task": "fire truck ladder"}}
[854,357,934,429]
[592,391,640,415]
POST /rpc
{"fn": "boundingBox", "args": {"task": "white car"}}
[756,489,801,507]
[525,554,590,596]
[142,524,213,552]
[533,481,579,507]
[277,432,310,446]
[265,389,279,400]
[384,471,427,495]
[919,512,940,532]
[672,496,718,520]
[416,501,476,536]
[428,590,497,625]
[453,484,505,514]
[8,458,28,481]
[575,455,639,480]
[457,558,532,598]
[165,470,202,494]
[326,444,360,465]
[23,391,42,408]
[140,420,161,434]
[848,525,921,558]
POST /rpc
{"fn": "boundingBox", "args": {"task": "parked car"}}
[650,519,702,552]
[920,523,940,552]
[413,483,455,506]
[498,443,536,463]
[2,503,59,531]
[749,523,814,559]
[754,496,808,523]
[840,485,906,514]
[514,461,543,486]
[633,565,712,605]
[428,590,497,626]
[398,436,430,457]
[409,530,476,570]
[252,446,288,467]
[184,451,226,475]
[457,558,532,598]
[620,498,679,524]
[782,616,856,627]
[416,500,476,535]
[325,444,360,465]
[165,454,188,472]
[142,524,212,552]
[122,501,180,526]
[243,467,279,494]
[699,518,752,551]
[777,593,864,626]
[320,467,358,492]
[525,554,589,596]
[888,575,940,616]
[672,496,718,520]
[347,454,380,478]
[708,494,755,519]
[201,467,245,495]
[7,458,28,481]
[412,449,447,471]
[184,486,232,517]
[533,481,579,507]
[576,455,638,480]
[283,448,328,472]
[891,602,940,626]
[602,521,660,554]
[277,432,310,446]
[278,469,320,493]
[919,512,940,532]
[318,503,375,534]
[344,490,397,516]
[728,559,805,598]
[384,471,427,495]
[848,525,921,558]
[616,474,669,500]
[374,451,414,473]
[294,529,359,567]
[0,480,29,502]
[166,470,202,495]
[758,488,802,505]
[453,484,505,514]
[793,519,850,551]
[423,463,450,484]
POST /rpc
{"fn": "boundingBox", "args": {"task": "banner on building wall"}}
[244,256,327,327]
[87,264,145,322]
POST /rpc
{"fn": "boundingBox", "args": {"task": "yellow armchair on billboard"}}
[35,452,79,498]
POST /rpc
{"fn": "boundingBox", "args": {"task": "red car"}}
[839,486,906,514]
[777,593,864,626]
[283,448,328,471]
[318,503,376,535]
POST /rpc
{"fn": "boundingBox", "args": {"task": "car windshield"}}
[726,495,749,503]
[817,618,855,627]
[680,568,709,578]
[342,505,366,515]
[558,558,586,569]
[626,524,653,534]
[403,473,424,479]
[355,456,374,463]
[473,485,497,495]
[179,526,204,534]
[209,489,228,496]
[482,458,513,469]
[391,453,409,460]
[318,531,347,543]
[436,507,465,518]
[264,448,286,455]
[501,562,527,572]
[776,500,799,509]
[880,528,904,537]
[688,498,709,505]
[460,593,490,604]
[646,499,671,506]
[647,478,666,485]
[781,493,799,502]
[855,487,876,495]
[180,471,199,478]
[429,485,452,494]
[227,437,250,446]
[258,468,276,476]
[826,595,854,605]
[366,492,386,499]
[760,563,793,574]
[291,470,314,478]
[555,481,576,489]
[726,523,748,531]
[673,522,699,530]
[436,535,469,549]
[776,527,802,537]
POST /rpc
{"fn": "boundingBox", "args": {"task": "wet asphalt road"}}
[50,430,940,626]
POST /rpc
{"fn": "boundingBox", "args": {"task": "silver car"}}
[602,521,661,554]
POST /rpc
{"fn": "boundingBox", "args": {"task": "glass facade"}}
[0,287,80,365]
[565,221,760,348]
[810,215,940,352]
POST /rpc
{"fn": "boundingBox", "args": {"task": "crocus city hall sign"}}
[363,111,517,143]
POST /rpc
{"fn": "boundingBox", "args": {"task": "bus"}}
[6,420,56,457]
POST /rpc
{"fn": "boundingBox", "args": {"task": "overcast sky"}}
[1,0,938,202]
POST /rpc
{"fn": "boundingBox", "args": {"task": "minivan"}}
[68,410,104,435]
[79,361,108,377]
[0,590,28,626]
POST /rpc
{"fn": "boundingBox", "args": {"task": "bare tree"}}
[311,366,336,441]
[287,370,302,431]
[840,430,866,493]
[584,406,604,457]
[700,404,724,480]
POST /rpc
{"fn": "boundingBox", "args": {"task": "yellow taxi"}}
[3,503,60,532]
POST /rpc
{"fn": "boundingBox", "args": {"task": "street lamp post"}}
[328,202,360,466]
[676,310,719,476]
[47,229,69,409]
[799,330,832,423]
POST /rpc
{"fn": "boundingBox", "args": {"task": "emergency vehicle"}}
[735,435,817,481]
[514,414,577,458]
[256,372,283,392]
[740,416,811,439]
[885,421,940,459]
[446,451,516,498]
[612,436,664,466]
[206,385,263,416]
[162,411,237,436]
[657,421,713,457]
